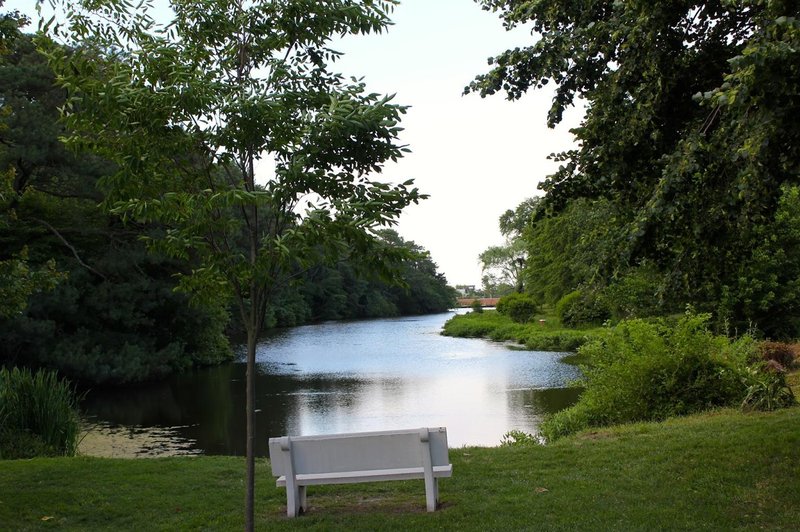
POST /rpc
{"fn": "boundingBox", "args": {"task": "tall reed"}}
[0,367,81,458]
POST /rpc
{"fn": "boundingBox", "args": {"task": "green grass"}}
[442,309,603,352]
[1,407,798,530]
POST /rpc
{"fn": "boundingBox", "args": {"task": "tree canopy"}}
[471,0,800,335]
[0,29,232,382]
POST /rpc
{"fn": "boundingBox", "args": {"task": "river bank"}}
[441,309,603,354]
[3,406,798,530]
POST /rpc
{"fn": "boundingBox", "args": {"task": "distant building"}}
[455,285,476,297]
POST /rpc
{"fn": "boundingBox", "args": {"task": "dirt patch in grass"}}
[574,430,617,443]
[274,491,433,518]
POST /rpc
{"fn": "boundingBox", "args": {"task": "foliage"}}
[0,24,67,317]
[479,273,515,299]
[38,0,423,526]
[0,3,27,55]
[260,229,455,328]
[479,241,526,294]
[522,330,593,353]
[740,366,796,412]
[522,198,620,306]
[0,245,64,318]
[499,429,540,447]
[0,28,449,384]
[554,291,581,324]
[540,313,765,441]
[496,292,537,323]
[442,309,512,338]
[442,309,601,352]
[601,264,670,320]
[470,299,483,314]
[555,290,610,327]
[1,266,232,384]
[0,367,81,459]
[0,31,231,384]
[713,185,800,338]
[479,197,539,294]
[471,1,800,335]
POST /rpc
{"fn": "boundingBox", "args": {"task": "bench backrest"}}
[269,427,449,477]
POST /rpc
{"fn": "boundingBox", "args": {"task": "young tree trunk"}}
[245,326,257,531]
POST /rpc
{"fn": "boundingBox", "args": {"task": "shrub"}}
[500,430,541,447]
[539,313,759,441]
[556,290,611,327]
[470,299,484,314]
[758,341,797,368]
[0,367,82,459]
[496,293,538,323]
[524,330,595,352]
[555,291,581,322]
[740,366,797,412]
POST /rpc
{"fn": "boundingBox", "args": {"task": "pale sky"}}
[9,0,582,287]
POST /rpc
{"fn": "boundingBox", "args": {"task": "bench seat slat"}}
[276,464,453,487]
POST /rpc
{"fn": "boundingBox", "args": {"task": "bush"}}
[556,290,611,327]
[758,341,797,368]
[500,430,541,447]
[496,293,538,323]
[539,313,761,441]
[524,330,595,352]
[741,366,797,412]
[0,367,82,459]
[470,299,484,314]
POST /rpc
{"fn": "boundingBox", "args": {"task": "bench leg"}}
[424,476,437,512]
[286,487,297,518]
[285,485,307,517]
[286,485,303,518]
[299,486,307,514]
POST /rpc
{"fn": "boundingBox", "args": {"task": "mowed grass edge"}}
[1,406,798,531]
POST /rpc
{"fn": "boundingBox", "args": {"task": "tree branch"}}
[33,217,108,281]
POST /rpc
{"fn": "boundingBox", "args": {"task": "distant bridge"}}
[455,298,500,308]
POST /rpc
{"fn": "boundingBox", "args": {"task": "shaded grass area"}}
[442,310,603,353]
[789,368,800,397]
[1,407,798,530]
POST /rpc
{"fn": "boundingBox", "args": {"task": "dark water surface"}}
[81,311,582,455]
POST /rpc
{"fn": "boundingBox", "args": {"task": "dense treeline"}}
[0,30,233,384]
[257,228,456,329]
[0,29,455,385]
[473,1,800,338]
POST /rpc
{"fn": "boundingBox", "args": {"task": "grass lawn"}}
[2,406,798,530]
[442,309,603,353]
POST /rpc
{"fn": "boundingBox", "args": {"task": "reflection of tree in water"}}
[81,364,239,455]
[506,387,583,418]
[81,379,185,425]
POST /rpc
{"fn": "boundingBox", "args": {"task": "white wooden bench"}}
[268,427,452,517]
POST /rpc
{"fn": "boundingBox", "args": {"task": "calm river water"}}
[80,311,582,456]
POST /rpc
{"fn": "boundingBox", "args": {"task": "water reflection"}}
[81,312,583,455]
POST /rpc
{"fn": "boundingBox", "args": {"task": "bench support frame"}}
[270,427,452,517]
